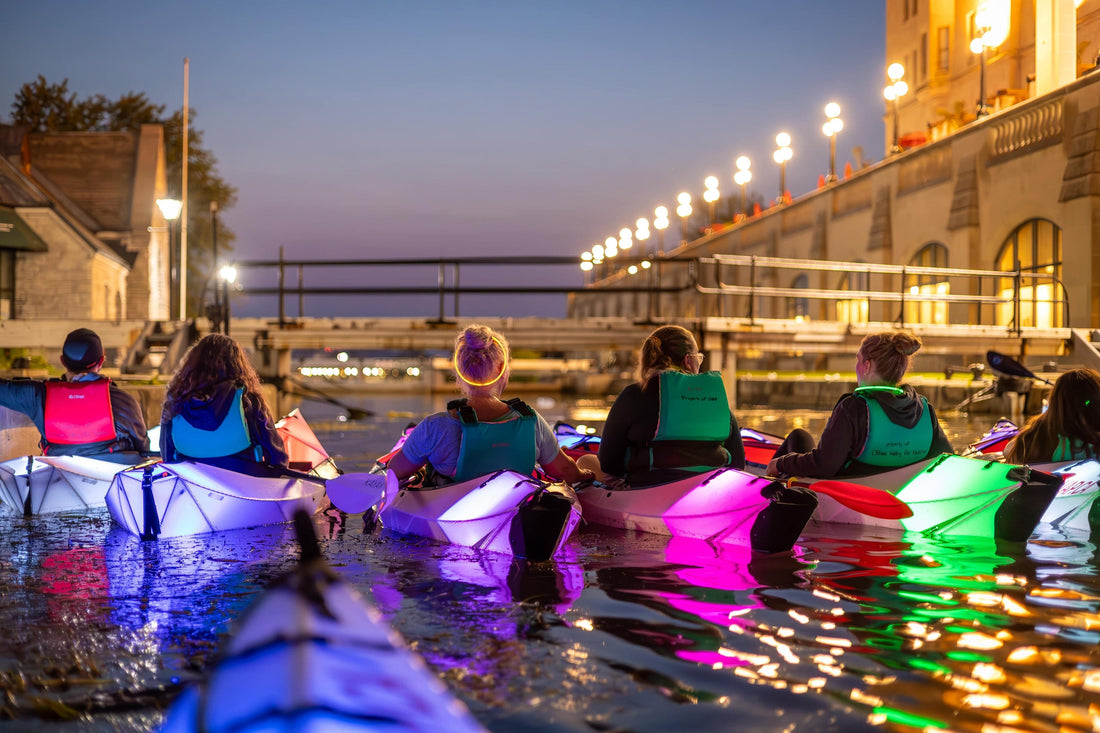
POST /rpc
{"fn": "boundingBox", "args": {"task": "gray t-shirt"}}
[400,407,560,478]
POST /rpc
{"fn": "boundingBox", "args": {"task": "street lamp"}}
[675,192,693,243]
[822,102,843,183]
[703,176,720,225]
[218,264,237,336]
[773,133,792,203]
[635,217,650,251]
[971,0,1009,117]
[653,205,669,255]
[733,156,752,218]
[155,198,182,320]
[884,63,909,154]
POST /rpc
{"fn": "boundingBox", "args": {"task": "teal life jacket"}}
[170,387,255,459]
[852,386,934,468]
[451,398,538,483]
[1052,435,1098,461]
[627,370,733,475]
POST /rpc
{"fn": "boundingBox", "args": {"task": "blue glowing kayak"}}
[159,512,486,733]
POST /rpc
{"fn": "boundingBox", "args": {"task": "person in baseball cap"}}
[60,328,106,373]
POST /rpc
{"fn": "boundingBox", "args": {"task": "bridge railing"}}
[689,254,1068,334]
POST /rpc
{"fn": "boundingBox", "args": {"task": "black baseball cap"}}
[60,328,104,372]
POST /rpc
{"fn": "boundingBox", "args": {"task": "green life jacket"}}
[451,398,538,483]
[627,370,732,475]
[852,386,934,468]
[1052,435,1098,461]
[170,387,255,459]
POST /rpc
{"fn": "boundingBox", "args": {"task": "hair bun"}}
[892,332,922,356]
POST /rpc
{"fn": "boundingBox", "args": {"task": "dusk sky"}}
[2,1,886,317]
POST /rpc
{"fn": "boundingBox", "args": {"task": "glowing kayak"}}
[794,454,1062,541]
[576,469,818,553]
[0,454,154,515]
[160,512,486,733]
[275,408,340,479]
[328,470,582,562]
[961,417,1019,458]
[106,462,329,539]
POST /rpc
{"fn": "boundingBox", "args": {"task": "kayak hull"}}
[379,470,582,562]
[0,455,145,515]
[577,469,816,553]
[106,462,329,539]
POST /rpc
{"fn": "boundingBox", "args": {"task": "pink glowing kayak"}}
[160,512,486,733]
[791,454,1062,541]
[327,469,582,562]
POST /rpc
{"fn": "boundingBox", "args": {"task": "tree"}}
[10,75,237,316]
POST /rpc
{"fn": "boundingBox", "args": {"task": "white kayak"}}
[106,462,329,539]
[793,454,1063,541]
[327,469,582,562]
[0,454,153,515]
[160,511,486,733]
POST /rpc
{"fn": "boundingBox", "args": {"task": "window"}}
[995,219,1063,328]
[0,250,13,319]
[904,243,949,325]
[921,32,928,80]
[836,269,869,324]
[937,26,949,71]
[787,274,810,321]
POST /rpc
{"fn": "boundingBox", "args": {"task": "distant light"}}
[219,265,237,283]
[776,132,791,147]
[336,351,349,362]
[677,191,692,205]
[156,198,182,220]
[654,205,669,218]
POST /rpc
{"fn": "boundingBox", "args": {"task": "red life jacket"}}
[43,379,117,447]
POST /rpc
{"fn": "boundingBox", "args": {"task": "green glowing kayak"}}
[794,454,1063,541]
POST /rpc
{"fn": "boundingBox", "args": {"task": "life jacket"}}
[170,387,255,459]
[43,378,117,449]
[451,397,538,483]
[1052,436,1098,461]
[852,386,934,468]
[627,370,732,475]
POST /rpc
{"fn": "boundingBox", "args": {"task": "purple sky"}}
[3,1,886,317]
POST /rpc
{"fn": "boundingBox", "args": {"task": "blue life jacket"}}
[852,386,934,468]
[170,387,255,459]
[627,370,733,475]
[451,398,538,482]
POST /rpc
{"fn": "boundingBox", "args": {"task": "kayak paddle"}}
[325,471,394,514]
[788,478,914,520]
[986,350,1053,385]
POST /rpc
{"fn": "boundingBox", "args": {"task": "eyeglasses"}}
[689,351,705,363]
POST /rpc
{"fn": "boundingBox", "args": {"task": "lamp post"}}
[675,192,692,244]
[773,133,792,203]
[703,176,720,225]
[218,264,237,336]
[733,156,751,218]
[155,198,182,320]
[970,0,1009,118]
[822,102,843,183]
[653,205,669,255]
[883,63,909,153]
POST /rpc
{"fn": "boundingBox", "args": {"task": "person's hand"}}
[765,458,781,478]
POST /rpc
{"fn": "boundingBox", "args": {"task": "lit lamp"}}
[218,263,237,336]
[635,218,650,262]
[653,205,670,255]
[733,156,752,218]
[773,132,792,203]
[822,102,843,183]
[883,63,908,154]
[971,1,1009,117]
[618,226,633,253]
[703,176,720,225]
[156,198,182,319]
[675,192,693,243]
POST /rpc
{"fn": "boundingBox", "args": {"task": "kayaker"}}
[0,328,149,462]
[386,324,593,484]
[1004,368,1100,463]
[576,325,745,487]
[159,333,289,473]
[765,330,953,479]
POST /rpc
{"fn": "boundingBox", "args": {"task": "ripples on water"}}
[2,397,1100,731]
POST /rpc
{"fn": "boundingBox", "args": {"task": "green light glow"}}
[906,657,951,674]
[946,650,992,662]
[872,706,948,728]
[896,455,1020,535]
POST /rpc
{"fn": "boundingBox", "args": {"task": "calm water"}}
[2,394,1100,732]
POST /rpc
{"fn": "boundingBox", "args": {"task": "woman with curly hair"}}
[1005,368,1100,464]
[577,324,745,487]
[766,330,953,479]
[387,324,591,484]
[159,333,288,472]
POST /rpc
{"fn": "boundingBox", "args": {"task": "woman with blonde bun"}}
[578,325,745,487]
[766,331,953,479]
[387,324,592,484]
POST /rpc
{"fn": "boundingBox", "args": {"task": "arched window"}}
[995,219,1063,328]
[836,267,869,324]
[904,243,949,325]
[787,274,810,320]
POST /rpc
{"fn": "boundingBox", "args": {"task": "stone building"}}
[0,123,171,322]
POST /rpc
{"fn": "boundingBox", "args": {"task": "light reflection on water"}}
[1,395,1099,731]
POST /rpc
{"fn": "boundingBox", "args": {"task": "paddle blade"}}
[326,471,394,514]
[790,478,914,520]
[986,350,1048,383]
